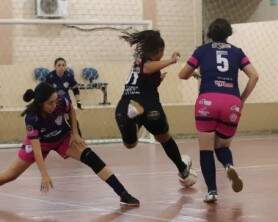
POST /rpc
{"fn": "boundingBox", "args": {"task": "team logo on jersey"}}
[199,99,212,106]
[214,80,233,88]
[63,82,69,88]
[55,115,63,126]
[230,105,241,113]
[198,107,210,117]
[229,113,238,122]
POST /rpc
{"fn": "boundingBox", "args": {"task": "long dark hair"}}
[207,18,233,42]
[120,30,165,59]
[21,82,56,116]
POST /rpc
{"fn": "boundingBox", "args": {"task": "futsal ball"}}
[33,67,50,82]
[82,67,99,82]
[179,168,198,188]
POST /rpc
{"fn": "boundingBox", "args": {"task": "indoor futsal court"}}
[0,0,278,222]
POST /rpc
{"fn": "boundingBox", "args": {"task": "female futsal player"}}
[46,57,83,135]
[179,18,259,202]
[0,82,139,206]
[115,30,196,187]
[46,57,82,109]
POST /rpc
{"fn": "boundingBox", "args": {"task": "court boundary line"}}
[17,163,278,180]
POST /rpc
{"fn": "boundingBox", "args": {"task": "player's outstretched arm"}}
[31,139,53,193]
[178,64,196,80]
[143,52,180,74]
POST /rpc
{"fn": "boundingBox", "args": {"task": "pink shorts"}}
[18,134,71,163]
[195,93,242,138]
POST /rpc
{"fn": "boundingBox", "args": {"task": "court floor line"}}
[17,163,278,180]
[0,192,206,222]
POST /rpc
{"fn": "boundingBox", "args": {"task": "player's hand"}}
[41,175,53,193]
[171,52,181,64]
[70,133,86,147]
[192,72,201,79]
[76,100,83,110]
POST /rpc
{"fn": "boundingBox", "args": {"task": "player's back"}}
[122,57,162,100]
[189,42,250,97]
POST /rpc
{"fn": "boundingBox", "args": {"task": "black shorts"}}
[115,97,169,145]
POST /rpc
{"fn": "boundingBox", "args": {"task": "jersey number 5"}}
[216,51,229,72]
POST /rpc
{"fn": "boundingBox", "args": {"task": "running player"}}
[115,30,195,186]
[179,18,259,202]
[0,82,139,206]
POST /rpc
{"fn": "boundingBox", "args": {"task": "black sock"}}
[80,148,127,197]
[161,137,186,173]
[106,175,127,197]
[215,147,233,168]
[200,150,217,192]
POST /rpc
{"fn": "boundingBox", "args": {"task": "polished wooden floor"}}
[0,135,277,222]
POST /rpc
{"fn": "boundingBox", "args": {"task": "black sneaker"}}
[120,192,140,207]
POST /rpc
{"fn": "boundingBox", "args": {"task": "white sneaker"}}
[204,190,218,203]
[179,155,197,187]
[127,100,144,119]
[226,165,243,192]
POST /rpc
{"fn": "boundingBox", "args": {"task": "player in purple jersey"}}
[0,82,139,207]
[46,57,82,109]
[179,18,259,202]
[46,57,83,135]
[115,30,196,187]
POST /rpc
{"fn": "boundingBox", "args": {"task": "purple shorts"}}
[18,134,71,163]
[195,93,242,138]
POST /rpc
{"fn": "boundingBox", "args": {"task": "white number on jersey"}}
[216,50,229,72]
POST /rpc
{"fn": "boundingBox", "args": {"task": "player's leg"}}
[198,132,218,203]
[142,102,192,184]
[59,137,139,206]
[215,94,243,192]
[0,156,32,186]
[115,99,139,149]
[195,93,218,203]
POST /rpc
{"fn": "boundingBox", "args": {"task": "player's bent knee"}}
[154,133,170,143]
